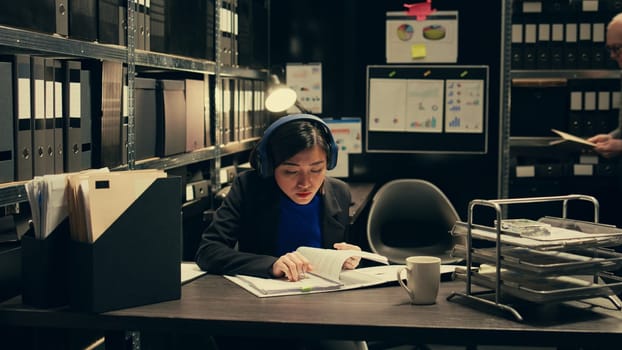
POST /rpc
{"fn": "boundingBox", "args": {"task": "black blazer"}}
[195,170,352,278]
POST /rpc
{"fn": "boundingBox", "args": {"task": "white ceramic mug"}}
[397,256,441,305]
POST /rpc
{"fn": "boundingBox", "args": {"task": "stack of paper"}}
[66,169,166,243]
[25,173,74,239]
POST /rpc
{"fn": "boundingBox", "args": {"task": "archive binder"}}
[150,0,166,53]
[80,67,92,170]
[98,0,120,45]
[564,23,578,69]
[100,61,123,168]
[185,79,205,152]
[0,61,14,183]
[11,55,33,181]
[136,0,146,50]
[68,0,97,42]
[53,60,65,174]
[135,77,157,161]
[32,56,53,176]
[63,60,82,172]
[156,79,186,157]
[0,0,60,35]
[21,220,70,308]
[576,22,592,69]
[68,176,182,313]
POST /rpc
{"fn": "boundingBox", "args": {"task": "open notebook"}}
[225,246,455,297]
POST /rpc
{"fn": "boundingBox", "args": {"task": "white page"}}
[296,246,389,282]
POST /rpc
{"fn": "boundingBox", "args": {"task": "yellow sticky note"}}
[411,44,426,59]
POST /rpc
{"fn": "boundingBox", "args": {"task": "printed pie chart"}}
[423,25,446,40]
[397,24,414,41]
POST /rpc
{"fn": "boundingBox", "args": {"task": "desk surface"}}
[2,276,622,347]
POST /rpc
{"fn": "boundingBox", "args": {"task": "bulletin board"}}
[366,65,489,154]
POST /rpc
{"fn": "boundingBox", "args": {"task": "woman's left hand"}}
[333,242,362,270]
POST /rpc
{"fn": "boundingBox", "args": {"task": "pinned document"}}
[386,11,458,63]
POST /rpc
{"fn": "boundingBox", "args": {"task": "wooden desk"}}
[1,276,622,348]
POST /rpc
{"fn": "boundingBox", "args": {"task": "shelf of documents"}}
[130,139,259,171]
[511,70,620,80]
[447,194,622,321]
[0,23,269,77]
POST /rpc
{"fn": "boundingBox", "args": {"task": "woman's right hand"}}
[271,251,313,281]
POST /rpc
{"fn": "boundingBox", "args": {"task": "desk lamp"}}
[265,74,312,114]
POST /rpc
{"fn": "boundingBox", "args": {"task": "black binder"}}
[590,22,607,69]
[156,79,186,157]
[32,56,53,176]
[98,0,120,44]
[576,22,592,69]
[118,0,127,47]
[135,77,157,161]
[563,23,578,69]
[237,0,268,68]
[0,62,14,183]
[56,0,69,36]
[69,176,182,313]
[165,0,214,59]
[68,0,97,42]
[568,79,583,136]
[149,0,165,53]
[80,67,92,170]
[0,0,58,34]
[9,55,33,181]
[582,90,597,137]
[522,23,537,69]
[136,0,146,50]
[63,60,82,172]
[536,23,551,69]
[549,23,565,69]
[50,59,65,174]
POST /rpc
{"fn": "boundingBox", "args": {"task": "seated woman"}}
[195,114,365,350]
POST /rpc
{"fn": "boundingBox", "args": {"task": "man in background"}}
[588,13,622,157]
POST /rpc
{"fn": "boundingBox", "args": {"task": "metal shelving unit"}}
[0,1,269,207]
[499,0,622,228]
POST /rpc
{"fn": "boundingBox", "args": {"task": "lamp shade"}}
[265,85,297,112]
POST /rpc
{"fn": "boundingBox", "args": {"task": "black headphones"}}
[255,114,338,178]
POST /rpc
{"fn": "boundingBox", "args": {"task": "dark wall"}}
[270,0,503,221]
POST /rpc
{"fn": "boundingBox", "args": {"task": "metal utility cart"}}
[447,194,622,321]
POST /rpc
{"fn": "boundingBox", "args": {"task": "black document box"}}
[69,176,182,313]
[21,220,70,308]
[0,242,21,303]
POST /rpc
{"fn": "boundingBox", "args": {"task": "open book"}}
[550,129,596,147]
[225,246,393,297]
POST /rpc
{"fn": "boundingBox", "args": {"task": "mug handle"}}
[397,267,412,295]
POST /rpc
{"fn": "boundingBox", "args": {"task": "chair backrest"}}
[366,179,464,264]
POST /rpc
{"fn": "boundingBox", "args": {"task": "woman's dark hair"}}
[250,120,331,172]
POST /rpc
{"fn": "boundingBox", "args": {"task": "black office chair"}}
[366,179,464,265]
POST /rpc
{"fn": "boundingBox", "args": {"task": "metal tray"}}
[452,218,622,251]
[454,267,622,304]
[452,245,622,275]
